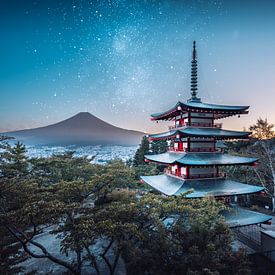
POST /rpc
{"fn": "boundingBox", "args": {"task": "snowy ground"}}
[25,145,137,163]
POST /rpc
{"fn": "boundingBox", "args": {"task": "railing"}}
[233,225,262,251]
[165,169,187,179]
[168,125,184,130]
[168,122,223,130]
[188,172,226,179]
[167,147,187,153]
[167,147,223,153]
[165,169,226,180]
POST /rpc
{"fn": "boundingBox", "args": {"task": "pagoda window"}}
[191,112,213,118]
[182,142,188,151]
[183,117,189,125]
[174,142,178,150]
[190,117,213,127]
[190,141,215,152]
[181,167,187,176]
[171,165,177,174]
[189,167,218,178]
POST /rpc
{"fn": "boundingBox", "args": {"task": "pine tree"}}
[133,136,149,166]
[2,142,28,178]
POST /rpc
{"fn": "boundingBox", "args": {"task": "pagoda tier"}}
[149,127,251,141]
[151,100,249,121]
[145,152,257,166]
[223,206,272,228]
[140,174,263,197]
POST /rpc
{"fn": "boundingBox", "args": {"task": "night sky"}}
[1,0,275,133]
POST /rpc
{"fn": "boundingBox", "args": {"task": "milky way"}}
[1,0,275,133]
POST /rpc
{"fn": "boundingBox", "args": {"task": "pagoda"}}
[141,41,272,227]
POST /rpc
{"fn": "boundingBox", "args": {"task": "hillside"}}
[3,112,145,146]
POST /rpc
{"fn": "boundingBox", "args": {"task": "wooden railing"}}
[167,147,187,153]
[167,147,223,153]
[168,122,223,130]
[165,169,226,180]
[188,172,226,179]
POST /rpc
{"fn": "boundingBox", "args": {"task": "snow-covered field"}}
[25,145,138,163]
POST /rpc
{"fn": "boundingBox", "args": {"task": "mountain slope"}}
[4,112,145,146]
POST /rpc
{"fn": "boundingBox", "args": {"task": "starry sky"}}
[1,0,275,134]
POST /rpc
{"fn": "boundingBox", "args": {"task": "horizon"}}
[1,0,275,133]
[2,111,146,134]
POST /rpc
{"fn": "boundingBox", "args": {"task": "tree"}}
[226,118,275,211]
[1,142,251,274]
[0,137,29,274]
[150,139,167,154]
[0,154,137,274]
[133,136,150,166]
[1,141,28,178]
[249,118,274,140]
[248,118,275,211]
[119,196,250,275]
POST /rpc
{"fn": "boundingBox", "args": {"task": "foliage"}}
[0,139,251,274]
[120,196,250,275]
[150,139,167,154]
[133,136,149,166]
[29,152,98,185]
[0,136,29,273]
[132,135,167,178]
[0,138,28,178]
[249,118,275,140]
[225,118,275,211]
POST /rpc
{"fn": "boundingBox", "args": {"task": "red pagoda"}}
[141,41,272,227]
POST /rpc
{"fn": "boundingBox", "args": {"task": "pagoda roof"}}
[145,152,257,166]
[222,206,272,227]
[149,127,251,140]
[151,100,249,121]
[141,174,263,197]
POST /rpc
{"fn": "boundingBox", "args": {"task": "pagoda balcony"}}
[168,122,223,130]
[165,169,226,180]
[168,147,223,153]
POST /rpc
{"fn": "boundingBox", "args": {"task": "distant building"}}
[141,41,272,228]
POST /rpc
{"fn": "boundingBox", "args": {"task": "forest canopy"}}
[0,136,250,274]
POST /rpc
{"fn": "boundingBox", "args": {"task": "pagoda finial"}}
[189,40,201,102]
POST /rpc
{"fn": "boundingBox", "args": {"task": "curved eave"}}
[222,206,272,228]
[151,102,181,121]
[150,101,250,121]
[148,128,251,140]
[148,130,177,140]
[177,154,257,166]
[140,174,264,197]
[145,152,258,166]
[184,101,249,113]
[145,152,180,165]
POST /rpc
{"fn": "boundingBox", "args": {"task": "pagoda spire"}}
[189,40,201,102]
